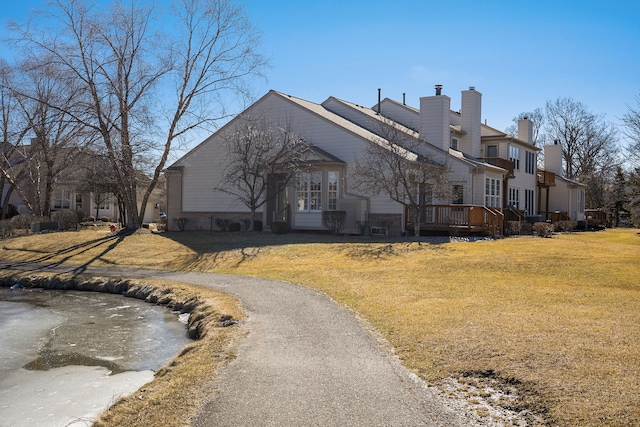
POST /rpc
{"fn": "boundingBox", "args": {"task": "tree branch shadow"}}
[1,232,128,276]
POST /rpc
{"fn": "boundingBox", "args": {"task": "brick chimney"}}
[419,85,450,152]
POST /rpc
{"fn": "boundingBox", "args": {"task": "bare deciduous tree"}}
[351,118,450,237]
[217,115,310,231]
[545,97,619,181]
[0,58,87,217]
[7,0,267,229]
[506,107,546,146]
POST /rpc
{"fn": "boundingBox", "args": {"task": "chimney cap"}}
[435,84,443,95]
[469,86,475,90]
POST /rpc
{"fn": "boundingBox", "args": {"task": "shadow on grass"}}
[157,230,453,264]
[0,230,129,276]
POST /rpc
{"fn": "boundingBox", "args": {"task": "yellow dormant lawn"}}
[1,227,638,426]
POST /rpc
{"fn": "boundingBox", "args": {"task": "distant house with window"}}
[537,142,587,222]
[2,148,164,224]
[165,86,566,236]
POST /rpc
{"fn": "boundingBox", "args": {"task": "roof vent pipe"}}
[403,93,406,105]
[435,84,443,96]
[377,88,381,114]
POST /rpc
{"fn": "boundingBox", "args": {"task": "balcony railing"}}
[405,204,504,237]
[480,157,515,178]
[537,171,556,186]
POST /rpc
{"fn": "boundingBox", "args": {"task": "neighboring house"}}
[1,148,164,224]
[537,142,587,222]
[166,86,552,236]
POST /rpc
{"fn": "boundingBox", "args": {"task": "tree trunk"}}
[413,205,421,237]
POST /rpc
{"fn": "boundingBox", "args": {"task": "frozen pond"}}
[0,287,192,427]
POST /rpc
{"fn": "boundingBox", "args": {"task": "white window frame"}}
[578,189,585,214]
[485,178,501,207]
[525,189,535,216]
[296,171,322,212]
[508,188,520,209]
[509,145,520,170]
[525,151,536,174]
[53,189,72,210]
[327,171,339,211]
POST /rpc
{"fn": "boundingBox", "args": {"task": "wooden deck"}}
[405,204,504,237]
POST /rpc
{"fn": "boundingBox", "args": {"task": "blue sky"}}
[2,0,639,145]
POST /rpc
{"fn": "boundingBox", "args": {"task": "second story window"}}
[451,138,458,150]
[525,151,536,174]
[509,146,520,170]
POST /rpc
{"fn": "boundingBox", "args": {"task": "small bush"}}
[271,221,288,234]
[173,217,188,231]
[534,222,555,238]
[505,221,522,236]
[100,216,110,222]
[520,222,533,235]
[0,219,13,238]
[10,214,40,232]
[86,216,96,222]
[253,220,263,232]
[227,222,241,232]
[54,210,80,231]
[322,210,347,235]
[215,218,229,231]
[554,220,577,232]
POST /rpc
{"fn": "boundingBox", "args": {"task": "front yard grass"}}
[1,228,638,426]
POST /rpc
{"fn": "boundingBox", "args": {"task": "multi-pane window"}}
[485,178,501,207]
[509,146,520,170]
[525,189,535,216]
[525,151,536,174]
[508,188,520,209]
[451,138,458,150]
[54,190,72,210]
[328,172,339,211]
[296,172,322,212]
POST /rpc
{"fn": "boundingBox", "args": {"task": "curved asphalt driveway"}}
[1,262,481,426]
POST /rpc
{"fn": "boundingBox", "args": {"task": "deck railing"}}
[537,171,556,186]
[480,157,515,177]
[272,204,290,223]
[406,204,504,237]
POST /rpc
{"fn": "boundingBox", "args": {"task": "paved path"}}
[1,261,481,426]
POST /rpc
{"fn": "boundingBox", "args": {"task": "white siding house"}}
[538,143,587,222]
[165,86,549,236]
